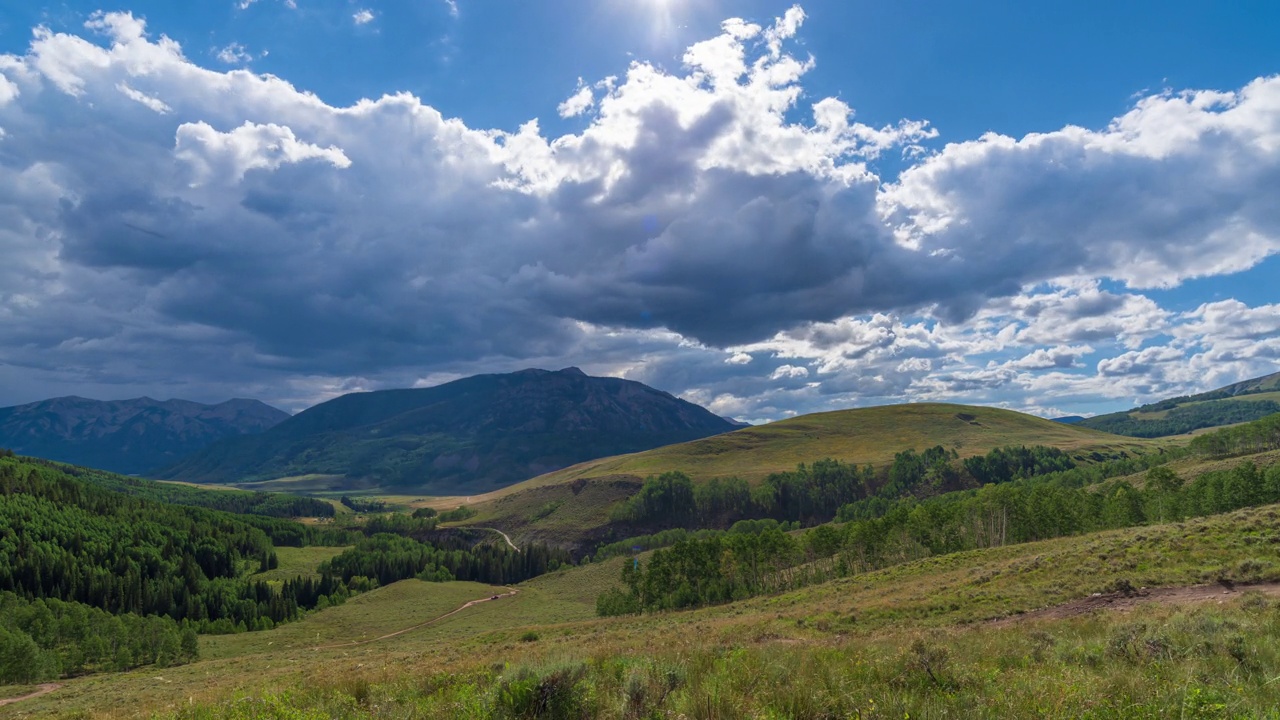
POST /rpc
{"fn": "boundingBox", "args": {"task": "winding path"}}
[0,683,62,707]
[455,526,520,552]
[312,588,518,650]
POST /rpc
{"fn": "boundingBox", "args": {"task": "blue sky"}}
[0,1,1277,419]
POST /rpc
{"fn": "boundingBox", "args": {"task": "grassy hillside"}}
[1078,370,1280,437]
[21,499,1280,718]
[521,402,1151,486]
[455,403,1162,545]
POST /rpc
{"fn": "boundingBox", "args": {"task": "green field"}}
[18,499,1280,718]
[250,546,351,583]
[199,580,500,660]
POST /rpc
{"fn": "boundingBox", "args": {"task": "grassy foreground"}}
[13,501,1280,718]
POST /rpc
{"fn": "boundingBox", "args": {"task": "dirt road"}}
[313,588,518,650]
[0,684,62,707]
[455,526,520,552]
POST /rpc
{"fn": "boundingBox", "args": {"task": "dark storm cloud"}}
[0,11,1279,415]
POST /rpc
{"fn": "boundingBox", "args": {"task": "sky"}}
[0,1,1278,421]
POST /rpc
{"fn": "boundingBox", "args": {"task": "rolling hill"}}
[0,396,289,475]
[1076,369,1280,437]
[456,402,1164,545]
[156,367,737,493]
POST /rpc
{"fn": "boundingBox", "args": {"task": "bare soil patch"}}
[991,582,1280,626]
[0,683,63,707]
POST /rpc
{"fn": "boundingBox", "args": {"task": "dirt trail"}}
[991,582,1280,626]
[455,526,520,552]
[313,588,518,650]
[0,683,62,707]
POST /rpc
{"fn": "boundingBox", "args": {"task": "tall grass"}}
[166,594,1280,719]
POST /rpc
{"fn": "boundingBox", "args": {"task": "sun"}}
[617,0,707,44]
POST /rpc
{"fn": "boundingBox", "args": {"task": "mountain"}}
[1053,416,1086,424]
[455,402,1162,547]
[157,367,737,493]
[1075,370,1280,438]
[0,396,290,475]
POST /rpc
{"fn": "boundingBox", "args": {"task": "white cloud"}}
[1097,346,1185,378]
[174,121,352,184]
[353,9,375,25]
[443,0,459,18]
[1006,345,1094,370]
[216,42,252,65]
[117,83,172,113]
[0,9,1277,418]
[0,74,18,106]
[238,0,296,10]
[882,79,1280,295]
[770,364,810,380]
[557,80,593,118]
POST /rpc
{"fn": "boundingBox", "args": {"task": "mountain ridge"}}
[0,396,290,475]
[156,367,737,492]
[1076,369,1280,437]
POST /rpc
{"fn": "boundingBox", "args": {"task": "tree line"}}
[0,452,577,682]
[609,445,1081,531]
[1189,411,1280,458]
[600,445,1279,616]
[1081,401,1280,438]
[593,519,801,562]
[14,454,336,518]
[321,533,571,586]
[0,457,359,635]
[0,591,199,684]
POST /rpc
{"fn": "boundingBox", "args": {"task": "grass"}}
[230,475,353,493]
[0,684,37,700]
[200,580,498,661]
[451,403,1165,546]
[25,497,1280,718]
[517,402,1161,488]
[250,546,351,583]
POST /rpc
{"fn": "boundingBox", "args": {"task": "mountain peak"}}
[158,367,736,493]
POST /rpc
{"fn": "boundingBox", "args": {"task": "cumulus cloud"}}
[173,121,352,184]
[0,8,1277,417]
[557,80,593,118]
[215,42,252,65]
[770,364,810,380]
[353,9,375,25]
[1006,345,1094,370]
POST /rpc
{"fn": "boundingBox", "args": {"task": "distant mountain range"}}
[0,396,290,475]
[1074,370,1280,438]
[156,368,738,493]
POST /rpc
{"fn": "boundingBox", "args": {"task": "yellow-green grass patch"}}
[250,546,351,583]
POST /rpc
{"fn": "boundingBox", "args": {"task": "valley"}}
[3,371,1280,718]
